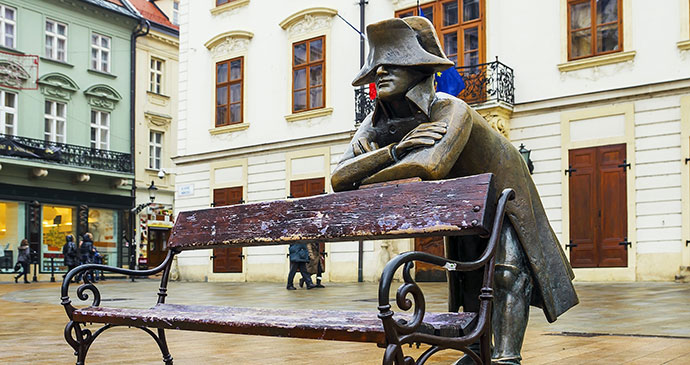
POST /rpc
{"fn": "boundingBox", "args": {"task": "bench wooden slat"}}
[169,173,496,250]
[73,304,476,344]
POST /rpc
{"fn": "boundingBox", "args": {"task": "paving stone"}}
[0,280,688,364]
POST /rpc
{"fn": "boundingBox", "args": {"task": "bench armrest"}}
[60,249,178,320]
[376,188,514,360]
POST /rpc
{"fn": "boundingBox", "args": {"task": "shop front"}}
[136,204,173,269]
[0,183,132,278]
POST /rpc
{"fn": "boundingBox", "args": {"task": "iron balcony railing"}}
[355,58,515,126]
[0,133,133,174]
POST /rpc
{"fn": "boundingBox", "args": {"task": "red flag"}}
[368,83,376,100]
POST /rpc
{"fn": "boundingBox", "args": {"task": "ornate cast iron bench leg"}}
[61,249,179,364]
[378,188,514,365]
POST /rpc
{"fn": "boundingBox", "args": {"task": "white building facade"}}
[174,0,690,283]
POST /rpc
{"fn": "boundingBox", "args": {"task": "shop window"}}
[292,36,325,113]
[44,100,66,143]
[0,4,16,48]
[0,90,17,135]
[149,130,163,170]
[41,205,75,272]
[0,201,21,273]
[215,57,243,126]
[88,208,118,267]
[150,57,164,94]
[90,110,109,150]
[45,19,68,62]
[395,0,485,67]
[568,0,622,60]
[91,33,111,73]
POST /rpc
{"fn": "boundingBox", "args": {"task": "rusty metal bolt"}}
[471,219,478,226]
[472,205,481,212]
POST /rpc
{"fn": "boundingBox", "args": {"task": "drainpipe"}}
[357,0,367,283]
[128,18,150,273]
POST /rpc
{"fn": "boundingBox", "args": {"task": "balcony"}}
[355,58,515,126]
[0,133,133,174]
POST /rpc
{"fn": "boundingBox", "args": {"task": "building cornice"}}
[513,78,690,115]
[172,130,353,165]
[148,30,179,48]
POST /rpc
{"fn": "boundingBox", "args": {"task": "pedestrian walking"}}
[14,239,30,284]
[93,247,105,282]
[299,243,325,288]
[286,243,315,290]
[62,234,78,281]
[77,232,96,282]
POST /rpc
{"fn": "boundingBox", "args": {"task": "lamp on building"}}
[147,180,158,203]
[518,143,534,175]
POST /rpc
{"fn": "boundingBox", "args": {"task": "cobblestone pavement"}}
[0,280,689,364]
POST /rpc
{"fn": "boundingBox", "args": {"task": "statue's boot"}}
[491,260,533,365]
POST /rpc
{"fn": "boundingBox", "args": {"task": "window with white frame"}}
[45,20,67,62]
[90,110,109,150]
[0,90,17,135]
[91,33,111,72]
[149,58,164,94]
[172,1,179,25]
[0,5,15,48]
[149,131,162,170]
[44,100,66,143]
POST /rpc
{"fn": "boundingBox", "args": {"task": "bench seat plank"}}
[73,304,476,344]
[169,173,496,250]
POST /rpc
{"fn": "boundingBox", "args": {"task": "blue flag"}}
[435,66,465,96]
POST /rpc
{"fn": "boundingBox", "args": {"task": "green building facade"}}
[0,0,140,279]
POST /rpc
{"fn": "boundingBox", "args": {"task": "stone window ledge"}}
[40,57,74,68]
[285,107,333,122]
[557,50,636,72]
[678,40,690,51]
[87,69,117,79]
[210,0,250,16]
[209,123,249,135]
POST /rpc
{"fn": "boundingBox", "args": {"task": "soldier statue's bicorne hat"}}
[352,16,454,86]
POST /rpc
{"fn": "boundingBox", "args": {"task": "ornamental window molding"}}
[205,30,253,60]
[279,7,337,38]
[0,60,30,89]
[37,72,79,101]
[84,84,122,111]
[145,111,172,130]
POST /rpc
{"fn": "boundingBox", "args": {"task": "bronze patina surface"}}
[332,16,578,365]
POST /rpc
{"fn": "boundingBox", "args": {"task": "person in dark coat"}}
[77,232,96,282]
[14,239,30,283]
[299,243,325,288]
[62,234,78,279]
[331,16,578,364]
[286,243,315,290]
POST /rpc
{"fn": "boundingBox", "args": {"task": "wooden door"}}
[568,143,628,268]
[147,228,170,268]
[414,236,447,281]
[212,187,244,273]
[290,178,326,271]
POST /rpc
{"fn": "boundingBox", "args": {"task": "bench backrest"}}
[168,173,496,250]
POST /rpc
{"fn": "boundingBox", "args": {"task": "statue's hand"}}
[353,137,380,156]
[394,121,447,158]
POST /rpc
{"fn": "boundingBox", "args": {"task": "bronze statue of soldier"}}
[331,17,578,364]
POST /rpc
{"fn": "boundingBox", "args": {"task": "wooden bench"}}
[61,173,514,365]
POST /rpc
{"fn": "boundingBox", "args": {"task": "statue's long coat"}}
[338,79,578,322]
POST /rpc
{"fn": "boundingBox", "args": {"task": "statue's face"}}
[375,65,424,101]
